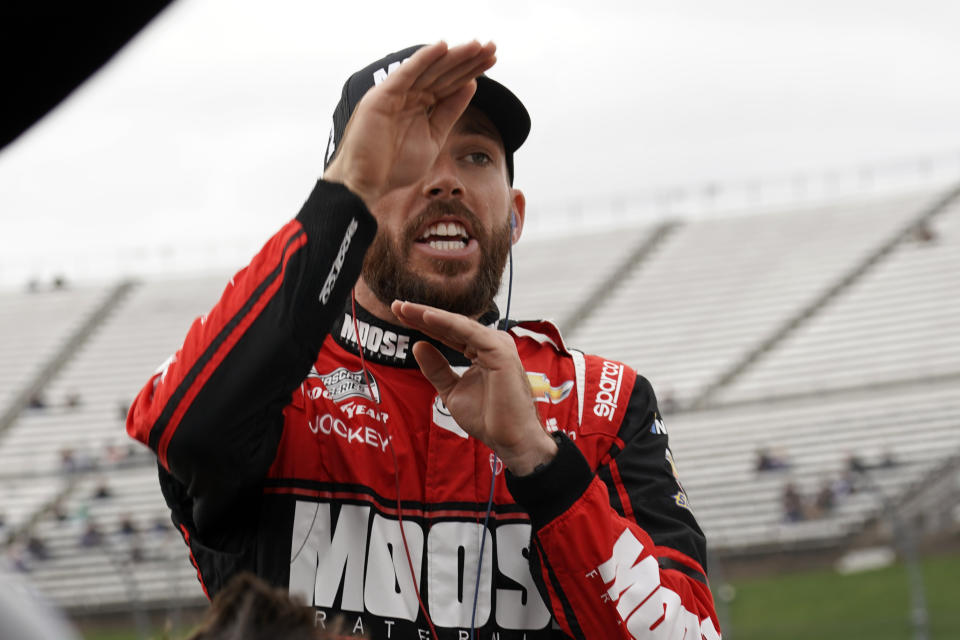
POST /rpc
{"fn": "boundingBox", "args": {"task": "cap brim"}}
[471,75,530,154]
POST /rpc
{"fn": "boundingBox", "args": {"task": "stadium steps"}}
[849,450,960,548]
[566,193,928,405]
[0,279,135,437]
[690,180,960,410]
[668,378,960,554]
[18,465,205,612]
[715,195,960,405]
[0,475,65,531]
[0,275,227,477]
[560,219,681,334]
[493,221,668,333]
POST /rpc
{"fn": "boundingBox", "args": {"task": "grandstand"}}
[1,181,959,626]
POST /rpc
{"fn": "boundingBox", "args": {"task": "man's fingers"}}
[410,40,492,91]
[434,57,498,101]
[412,341,460,397]
[428,47,496,94]
[393,300,506,357]
[393,300,476,342]
[428,82,477,143]
[384,41,449,92]
[391,301,469,352]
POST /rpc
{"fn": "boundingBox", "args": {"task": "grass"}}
[80,623,195,640]
[79,551,960,639]
[726,550,960,639]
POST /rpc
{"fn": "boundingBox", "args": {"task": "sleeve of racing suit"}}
[126,180,376,535]
[505,376,721,640]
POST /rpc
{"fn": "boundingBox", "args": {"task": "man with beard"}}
[127,42,720,639]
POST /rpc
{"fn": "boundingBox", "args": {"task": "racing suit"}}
[127,180,720,639]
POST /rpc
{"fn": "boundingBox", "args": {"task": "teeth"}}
[428,239,467,250]
[420,221,468,239]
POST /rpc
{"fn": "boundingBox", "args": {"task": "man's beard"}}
[362,200,511,317]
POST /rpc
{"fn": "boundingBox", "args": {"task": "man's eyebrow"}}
[456,119,502,144]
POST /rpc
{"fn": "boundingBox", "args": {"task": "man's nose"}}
[422,154,464,199]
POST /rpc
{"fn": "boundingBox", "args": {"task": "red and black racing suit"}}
[127,180,721,639]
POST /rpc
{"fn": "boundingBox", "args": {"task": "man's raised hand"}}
[391,300,558,476]
[324,41,497,207]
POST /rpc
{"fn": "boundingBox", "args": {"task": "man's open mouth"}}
[416,221,472,251]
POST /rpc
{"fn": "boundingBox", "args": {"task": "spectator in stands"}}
[116,515,145,562]
[146,516,173,552]
[150,515,168,535]
[845,452,868,475]
[912,221,937,244]
[64,390,82,409]
[782,481,806,522]
[27,391,47,410]
[831,471,855,498]
[118,514,137,536]
[813,479,836,518]
[879,448,898,469]
[59,448,78,473]
[659,387,678,414]
[844,450,897,481]
[92,477,112,499]
[80,520,103,547]
[103,441,132,466]
[755,446,790,472]
[183,572,365,640]
[117,399,130,422]
[25,535,49,561]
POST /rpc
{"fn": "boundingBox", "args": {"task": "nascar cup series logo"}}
[311,366,380,403]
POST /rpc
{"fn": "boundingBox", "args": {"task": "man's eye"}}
[465,152,492,166]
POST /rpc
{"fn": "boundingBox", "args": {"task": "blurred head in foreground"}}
[184,572,364,640]
[0,571,82,640]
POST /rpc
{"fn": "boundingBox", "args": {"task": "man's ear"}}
[509,189,526,245]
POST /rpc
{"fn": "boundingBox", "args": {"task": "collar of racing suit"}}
[330,299,503,368]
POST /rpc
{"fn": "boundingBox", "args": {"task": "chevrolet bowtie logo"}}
[525,372,574,404]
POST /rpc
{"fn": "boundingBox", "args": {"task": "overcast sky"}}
[2,0,959,287]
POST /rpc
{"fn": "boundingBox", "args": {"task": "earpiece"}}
[510,210,517,230]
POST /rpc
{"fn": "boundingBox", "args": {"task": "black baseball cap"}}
[323,44,531,184]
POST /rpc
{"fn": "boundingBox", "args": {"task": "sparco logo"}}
[311,367,380,403]
[593,360,624,421]
[319,218,359,304]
